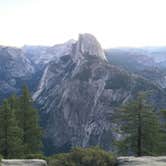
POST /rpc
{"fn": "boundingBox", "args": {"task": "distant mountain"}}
[105,47,166,88]
[0,40,76,98]
[0,46,36,99]
[144,46,166,63]
[23,39,76,69]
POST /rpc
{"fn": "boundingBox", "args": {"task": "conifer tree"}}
[0,100,23,158]
[8,94,19,113]
[159,109,166,154]
[17,85,42,154]
[116,93,162,156]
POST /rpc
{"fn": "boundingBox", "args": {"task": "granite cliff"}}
[33,34,166,154]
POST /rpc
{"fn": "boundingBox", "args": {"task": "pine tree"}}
[159,109,166,154]
[17,85,42,155]
[116,93,162,156]
[8,94,19,114]
[0,99,23,158]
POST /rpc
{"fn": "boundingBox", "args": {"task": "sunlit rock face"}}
[33,34,164,155]
[73,33,107,61]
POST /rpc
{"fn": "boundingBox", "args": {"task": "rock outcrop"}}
[118,156,166,166]
[1,159,47,166]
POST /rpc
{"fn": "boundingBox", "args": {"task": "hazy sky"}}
[0,0,166,48]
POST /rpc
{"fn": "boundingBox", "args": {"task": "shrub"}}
[48,147,117,166]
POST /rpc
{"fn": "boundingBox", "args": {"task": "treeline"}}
[0,85,42,159]
[115,92,166,156]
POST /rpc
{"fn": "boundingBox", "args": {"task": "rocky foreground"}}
[118,156,166,166]
[1,159,47,166]
[1,157,166,166]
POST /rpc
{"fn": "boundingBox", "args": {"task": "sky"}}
[0,0,166,48]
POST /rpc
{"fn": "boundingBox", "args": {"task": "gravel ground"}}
[118,156,166,166]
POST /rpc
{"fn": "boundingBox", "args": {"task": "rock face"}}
[1,159,47,166]
[33,34,165,155]
[118,156,166,166]
[76,34,107,61]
